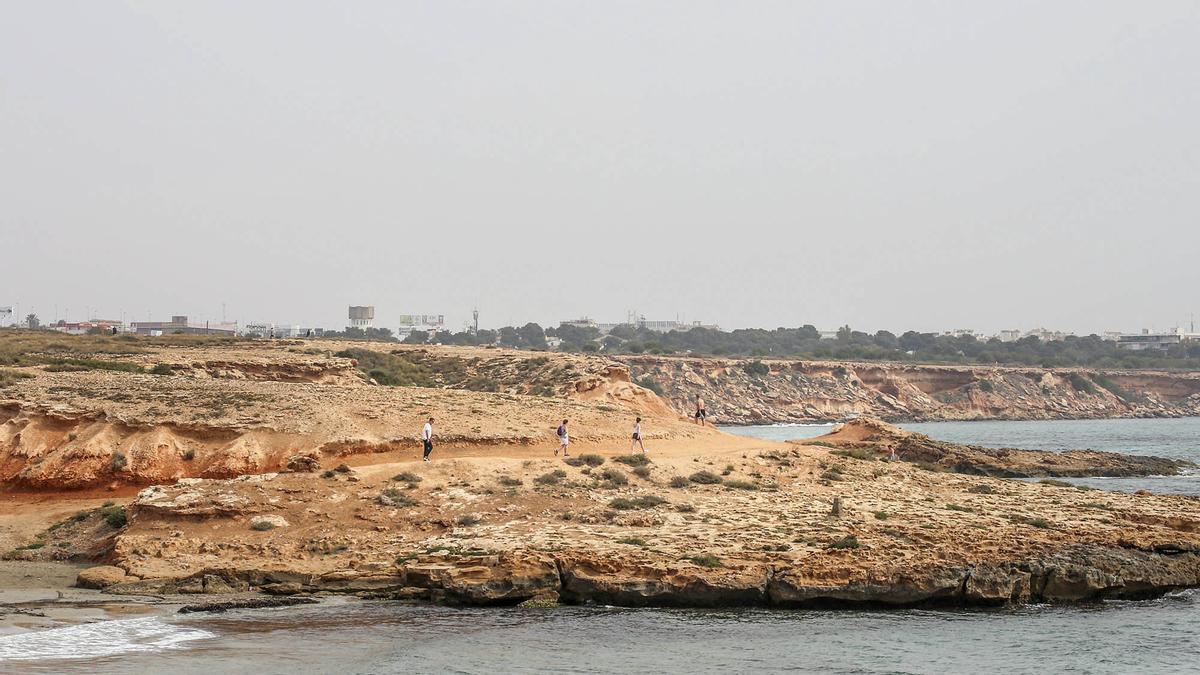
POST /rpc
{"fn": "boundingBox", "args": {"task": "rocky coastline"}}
[621,355,1200,424]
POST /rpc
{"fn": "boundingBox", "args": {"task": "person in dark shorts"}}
[629,417,646,454]
[421,416,434,462]
[694,396,707,426]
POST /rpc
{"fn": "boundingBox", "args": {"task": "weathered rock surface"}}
[76,565,136,589]
[622,355,1200,424]
[814,418,1194,477]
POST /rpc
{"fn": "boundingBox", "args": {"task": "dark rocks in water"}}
[178,596,319,614]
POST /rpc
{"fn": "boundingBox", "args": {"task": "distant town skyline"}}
[5,298,1197,340]
[3,3,1197,339]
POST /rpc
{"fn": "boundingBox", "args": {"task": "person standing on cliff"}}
[555,418,570,457]
[694,395,707,426]
[421,417,434,462]
[629,417,646,454]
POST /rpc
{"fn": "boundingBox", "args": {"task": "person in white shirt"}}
[629,417,646,454]
[421,417,434,462]
[555,419,570,457]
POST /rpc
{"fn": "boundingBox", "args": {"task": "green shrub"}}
[599,467,628,486]
[632,465,652,479]
[614,454,650,467]
[0,368,34,387]
[1091,374,1130,400]
[149,363,174,376]
[820,468,844,482]
[828,534,860,550]
[577,454,605,467]
[743,361,769,377]
[1011,515,1051,529]
[874,511,889,520]
[392,472,423,484]
[634,376,664,395]
[43,358,143,374]
[669,476,689,488]
[608,495,667,510]
[377,488,416,507]
[688,471,723,485]
[723,479,758,491]
[1066,372,1098,395]
[250,520,276,531]
[497,476,523,486]
[831,448,875,461]
[618,537,647,546]
[101,506,127,529]
[689,554,724,568]
[462,376,500,392]
[534,469,567,485]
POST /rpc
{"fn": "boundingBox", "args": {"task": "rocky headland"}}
[1,333,1198,611]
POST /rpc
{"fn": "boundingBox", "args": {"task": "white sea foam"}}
[0,616,212,662]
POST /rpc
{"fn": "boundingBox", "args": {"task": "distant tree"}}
[498,326,521,348]
[517,323,548,349]
[403,330,429,345]
[836,325,853,341]
[873,330,899,350]
[25,314,39,329]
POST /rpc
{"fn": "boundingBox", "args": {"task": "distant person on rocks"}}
[421,417,434,462]
[630,417,646,454]
[555,418,570,457]
[694,396,707,426]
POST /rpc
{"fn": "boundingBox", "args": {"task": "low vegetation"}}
[608,495,667,510]
[599,467,629,486]
[688,470,723,485]
[0,368,33,387]
[688,554,724,568]
[534,469,567,486]
[614,454,651,467]
[377,488,417,507]
[828,534,860,550]
[831,447,876,461]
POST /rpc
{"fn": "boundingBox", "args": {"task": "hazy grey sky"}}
[3,1,1197,335]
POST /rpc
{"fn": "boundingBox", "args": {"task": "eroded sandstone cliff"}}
[620,356,1200,424]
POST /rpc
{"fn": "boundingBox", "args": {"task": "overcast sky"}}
[2,1,1197,335]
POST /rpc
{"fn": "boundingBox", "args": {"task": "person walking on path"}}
[629,417,646,454]
[555,419,570,457]
[694,395,707,426]
[421,417,434,462]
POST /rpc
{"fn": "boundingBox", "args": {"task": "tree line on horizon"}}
[321,323,1200,370]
